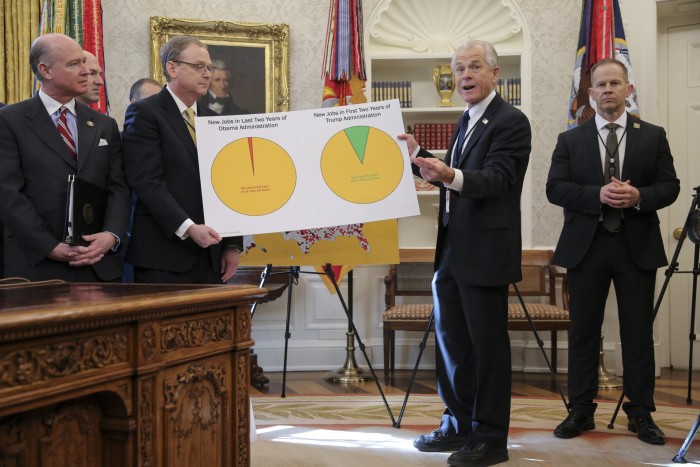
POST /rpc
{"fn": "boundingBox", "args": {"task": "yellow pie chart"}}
[211,137,296,216]
[320,126,404,204]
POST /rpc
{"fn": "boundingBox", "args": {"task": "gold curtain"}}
[0,0,41,104]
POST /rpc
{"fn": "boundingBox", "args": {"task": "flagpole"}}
[321,0,372,384]
[323,270,373,383]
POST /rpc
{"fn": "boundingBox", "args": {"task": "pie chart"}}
[211,137,296,216]
[320,126,404,203]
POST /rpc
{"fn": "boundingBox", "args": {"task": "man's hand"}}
[398,133,419,155]
[412,156,455,185]
[48,242,80,263]
[48,232,117,266]
[220,247,240,283]
[599,177,641,209]
[186,224,222,248]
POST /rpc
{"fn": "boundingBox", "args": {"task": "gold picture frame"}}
[150,16,290,113]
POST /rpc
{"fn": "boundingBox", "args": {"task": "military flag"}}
[567,0,638,129]
[316,0,368,293]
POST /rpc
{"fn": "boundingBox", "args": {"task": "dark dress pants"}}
[135,248,221,284]
[567,226,657,415]
[433,245,511,446]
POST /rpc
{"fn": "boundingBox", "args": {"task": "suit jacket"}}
[122,88,241,273]
[0,95,130,280]
[546,113,680,270]
[413,94,531,286]
[198,92,250,116]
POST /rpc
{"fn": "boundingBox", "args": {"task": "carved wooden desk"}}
[0,281,267,467]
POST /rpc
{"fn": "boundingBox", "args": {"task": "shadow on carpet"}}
[251,395,700,466]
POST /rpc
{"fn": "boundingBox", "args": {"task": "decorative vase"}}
[432,63,455,107]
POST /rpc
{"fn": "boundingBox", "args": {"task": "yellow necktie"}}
[184,108,196,144]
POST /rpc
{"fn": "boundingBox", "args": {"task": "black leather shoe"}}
[627,413,665,445]
[553,412,595,439]
[413,429,471,452]
[447,440,508,466]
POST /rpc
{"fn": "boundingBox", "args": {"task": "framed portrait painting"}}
[150,16,290,113]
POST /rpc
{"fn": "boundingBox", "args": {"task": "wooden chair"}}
[382,249,570,385]
[507,250,570,373]
[382,257,434,385]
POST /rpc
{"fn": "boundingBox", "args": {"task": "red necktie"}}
[57,106,77,159]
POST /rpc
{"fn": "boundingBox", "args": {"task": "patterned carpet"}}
[251,395,700,466]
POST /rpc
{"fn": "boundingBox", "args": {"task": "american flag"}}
[567,0,638,129]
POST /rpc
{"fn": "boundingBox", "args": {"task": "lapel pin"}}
[87,121,94,127]
[482,118,489,125]
[633,122,640,129]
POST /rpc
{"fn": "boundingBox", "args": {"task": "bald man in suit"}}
[547,58,679,445]
[0,34,129,281]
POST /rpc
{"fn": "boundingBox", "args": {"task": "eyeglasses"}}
[171,60,214,74]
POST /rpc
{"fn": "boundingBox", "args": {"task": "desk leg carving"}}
[250,350,269,387]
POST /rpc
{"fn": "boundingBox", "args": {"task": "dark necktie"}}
[602,122,621,232]
[442,110,471,226]
[57,106,77,159]
[455,110,471,161]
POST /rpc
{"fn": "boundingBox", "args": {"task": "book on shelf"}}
[496,77,521,106]
[411,122,456,151]
[371,80,412,108]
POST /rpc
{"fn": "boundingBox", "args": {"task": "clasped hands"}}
[600,177,640,209]
[50,231,117,266]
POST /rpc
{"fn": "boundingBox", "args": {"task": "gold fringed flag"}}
[567,0,638,129]
[39,0,109,114]
[322,0,367,108]
[315,0,368,293]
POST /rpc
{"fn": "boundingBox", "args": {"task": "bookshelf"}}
[365,0,527,248]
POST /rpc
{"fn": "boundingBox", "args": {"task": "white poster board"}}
[195,99,419,236]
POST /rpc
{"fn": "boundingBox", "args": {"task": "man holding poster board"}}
[122,35,242,284]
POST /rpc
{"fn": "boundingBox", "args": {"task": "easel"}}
[250,263,396,425]
[608,187,700,435]
[393,282,569,428]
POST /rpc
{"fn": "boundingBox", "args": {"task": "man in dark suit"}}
[76,50,103,107]
[122,35,242,284]
[128,78,161,104]
[121,78,162,284]
[0,34,129,282]
[198,60,250,116]
[399,39,531,467]
[547,58,679,445]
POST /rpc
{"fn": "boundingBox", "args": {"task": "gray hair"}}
[159,35,207,82]
[451,39,499,71]
[29,35,53,82]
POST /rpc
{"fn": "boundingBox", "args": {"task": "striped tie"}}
[57,106,77,159]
